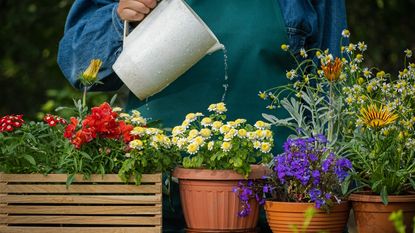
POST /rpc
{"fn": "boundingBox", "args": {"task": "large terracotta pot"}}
[172,165,269,233]
[349,193,415,233]
[264,201,350,233]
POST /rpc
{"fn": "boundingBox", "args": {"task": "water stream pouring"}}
[113,0,224,100]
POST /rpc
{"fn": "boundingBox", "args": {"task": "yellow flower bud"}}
[82,59,102,84]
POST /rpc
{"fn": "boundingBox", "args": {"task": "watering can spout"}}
[206,42,224,55]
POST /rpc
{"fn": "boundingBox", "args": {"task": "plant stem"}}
[328,83,334,143]
[82,86,87,109]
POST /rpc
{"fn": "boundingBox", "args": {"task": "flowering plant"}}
[171,102,274,177]
[0,114,68,173]
[0,59,179,186]
[261,29,415,204]
[234,136,351,216]
[339,42,415,203]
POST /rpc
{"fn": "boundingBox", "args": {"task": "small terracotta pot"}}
[349,193,415,233]
[173,165,269,233]
[264,201,350,233]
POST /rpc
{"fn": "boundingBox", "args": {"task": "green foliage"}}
[0,121,67,174]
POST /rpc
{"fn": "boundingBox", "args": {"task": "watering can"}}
[113,0,224,100]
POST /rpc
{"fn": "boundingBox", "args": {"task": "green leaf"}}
[109,94,118,106]
[341,175,351,195]
[22,154,36,165]
[380,186,389,205]
[66,174,76,188]
[409,177,415,190]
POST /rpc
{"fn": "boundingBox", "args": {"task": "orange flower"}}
[321,57,343,82]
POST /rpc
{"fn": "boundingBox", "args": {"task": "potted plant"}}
[0,59,180,232]
[234,135,352,233]
[171,102,274,233]
[337,33,415,232]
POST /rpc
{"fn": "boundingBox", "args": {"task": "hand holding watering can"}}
[113,0,224,100]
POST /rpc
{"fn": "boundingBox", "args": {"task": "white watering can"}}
[113,0,224,100]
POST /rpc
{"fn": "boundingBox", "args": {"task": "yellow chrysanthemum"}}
[193,136,205,146]
[221,141,232,152]
[254,120,271,130]
[82,59,102,84]
[321,57,343,82]
[220,125,231,134]
[188,129,199,139]
[359,104,398,128]
[260,142,272,153]
[201,117,213,126]
[172,126,185,136]
[237,129,247,138]
[129,139,143,150]
[200,128,212,138]
[212,121,223,131]
[187,143,199,155]
[207,141,214,151]
[131,127,146,136]
[216,102,227,114]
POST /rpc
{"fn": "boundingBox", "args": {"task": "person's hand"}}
[117,0,157,22]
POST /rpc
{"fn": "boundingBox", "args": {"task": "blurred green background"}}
[1,0,414,119]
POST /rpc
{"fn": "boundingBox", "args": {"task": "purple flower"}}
[335,158,352,181]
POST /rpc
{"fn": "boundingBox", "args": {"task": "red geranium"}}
[64,102,134,149]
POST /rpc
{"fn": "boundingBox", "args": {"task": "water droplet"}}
[221,46,229,101]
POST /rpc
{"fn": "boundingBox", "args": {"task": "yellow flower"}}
[341,29,350,38]
[260,142,272,153]
[258,91,267,100]
[254,120,271,130]
[263,130,273,139]
[201,117,213,126]
[216,102,227,114]
[220,125,231,134]
[200,128,211,138]
[235,118,247,125]
[321,57,343,82]
[131,127,146,136]
[376,71,386,79]
[172,126,185,136]
[221,141,232,152]
[193,136,205,146]
[404,49,413,58]
[129,139,143,150]
[187,143,199,155]
[212,121,223,131]
[207,141,214,151]
[188,129,199,139]
[253,141,261,149]
[281,44,289,51]
[357,77,365,85]
[238,129,247,138]
[359,104,398,128]
[186,113,197,122]
[81,59,102,84]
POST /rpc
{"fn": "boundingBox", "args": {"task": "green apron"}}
[126,0,294,231]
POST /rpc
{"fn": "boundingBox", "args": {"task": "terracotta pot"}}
[264,201,350,233]
[172,165,269,233]
[349,193,415,233]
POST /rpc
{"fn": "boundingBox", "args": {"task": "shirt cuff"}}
[112,3,124,40]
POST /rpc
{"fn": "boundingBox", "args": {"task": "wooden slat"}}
[0,205,161,215]
[0,174,161,183]
[1,184,161,194]
[1,194,161,204]
[0,215,161,225]
[0,226,161,233]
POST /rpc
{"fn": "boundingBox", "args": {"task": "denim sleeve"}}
[57,0,124,91]
[278,0,347,58]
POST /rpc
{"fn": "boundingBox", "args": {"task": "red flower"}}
[0,115,24,133]
[43,114,67,127]
[119,121,134,143]
[64,117,79,139]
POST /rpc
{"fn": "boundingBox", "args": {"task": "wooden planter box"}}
[0,173,162,233]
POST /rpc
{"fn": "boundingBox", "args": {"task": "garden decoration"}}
[0,59,180,233]
[113,0,223,100]
[172,103,273,233]
[257,29,415,233]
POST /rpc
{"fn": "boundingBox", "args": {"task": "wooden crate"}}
[0,173,162,233]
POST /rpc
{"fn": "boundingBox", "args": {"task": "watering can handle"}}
[123,20,129,49]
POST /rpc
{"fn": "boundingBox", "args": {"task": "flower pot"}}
[172,165,269,233]
[0,173,162,233]
[349,193,415,233]
[264,201,350,233]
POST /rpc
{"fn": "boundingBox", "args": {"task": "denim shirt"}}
[57,0,347,91]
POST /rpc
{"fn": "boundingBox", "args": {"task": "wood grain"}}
[0,174,161,183]
[0,226,161,233]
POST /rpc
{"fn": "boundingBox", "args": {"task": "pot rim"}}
[172,165,270,180]
[349,192,415,203]
[264,200,350,212]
